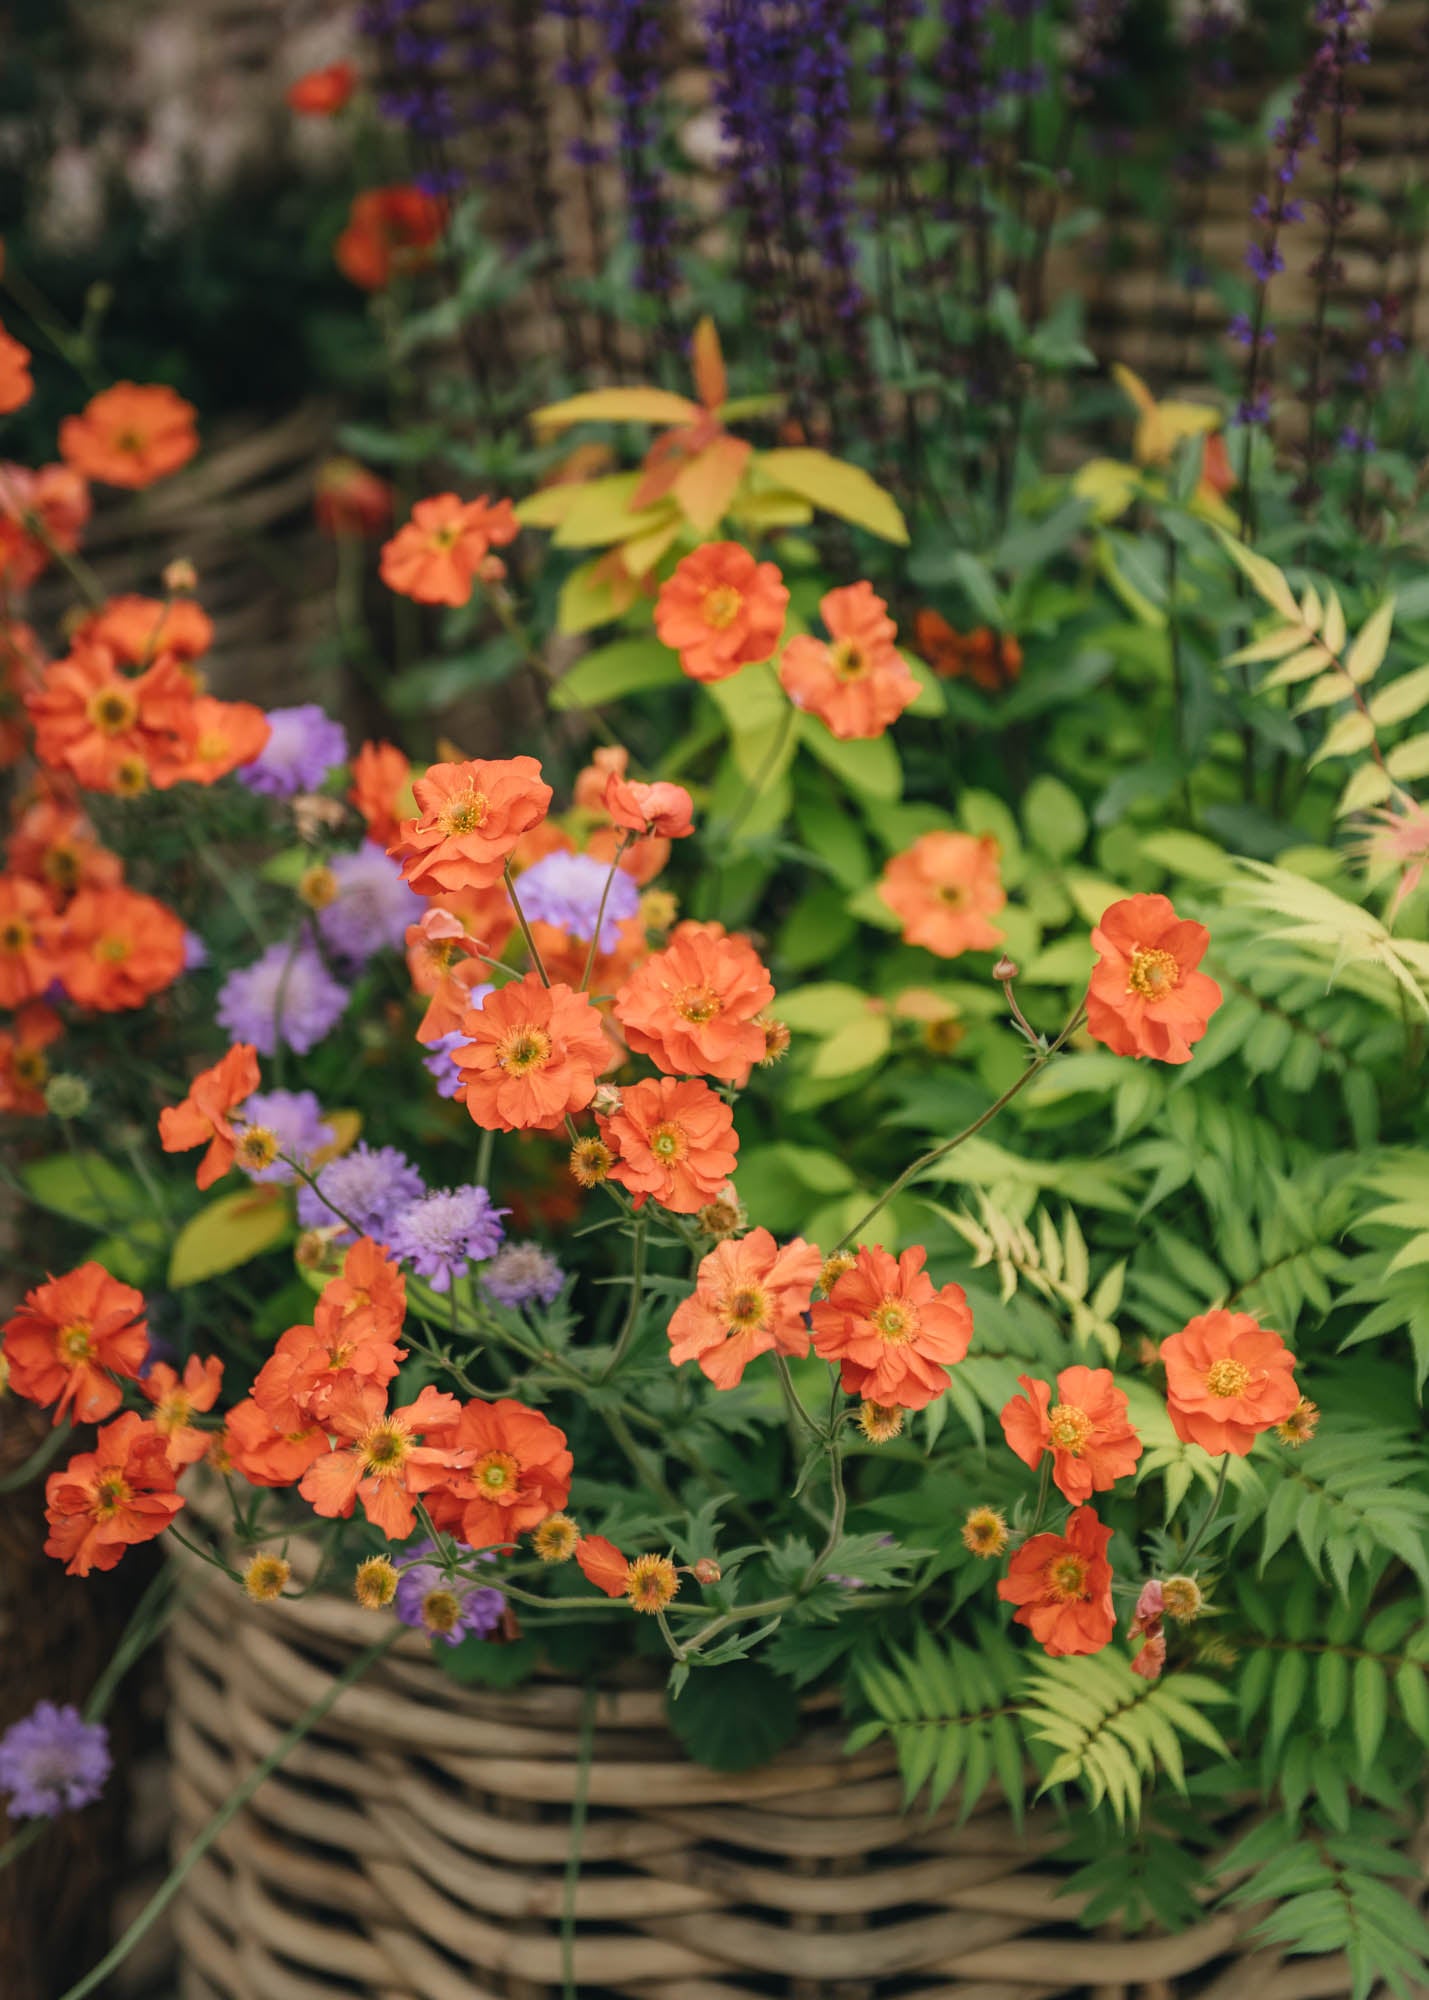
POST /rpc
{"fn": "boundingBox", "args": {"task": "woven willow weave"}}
[165,1559,1383,2000]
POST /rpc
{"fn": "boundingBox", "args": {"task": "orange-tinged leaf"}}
[691,315,727,411]
[672,434,753,534]
[531,387,701,431]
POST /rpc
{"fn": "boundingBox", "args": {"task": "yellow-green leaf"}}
[531,387,701,430]
[556,558,625,635]
[799,719,902,801]
[1260,644,1332,691]
[551,475,672,549]
[728,487,815,531]
[1387,731,1429,783]
[1322,591,1347,656]
[1216,531,1300,621]
[1309,710,1376,765]
[168,1185,291,1289]
[1137,830,1233,883]
[776,983,870,1034]
[1344,596,1396,685]
[1296,671,1351,714]
[1368,662,1429,729]
[1336,762,1392,817]
[809,1010,892,1079]
[551,637,683,710]
[1228,623,1317,667]
[756,448,908,544]
[513,483,585,530]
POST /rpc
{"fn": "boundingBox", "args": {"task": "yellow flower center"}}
[1,918,31,952]
[420,1587,462,1635]
[196,730,229,762]
[113,756,149,796]
[116,428,146,455]
[58,1320,95,1363]
[675,983,721,1024]
[438,788,489,837]
[1048,1404,1093,1455]
[1126,945,1179,999]
[43,847,80,891]
[1205,1357,1251,1399]
[97,934,131,963]
[723,1284,768,1332]
[360,1420,411,1479]
[93,1470,131,1519]
[473,1449,519,1494]
[701,584,743,631]
[87,686,138,735]
[1046,1554,1088,1602]
[625,1552,679,1613]
[155,1390,192,1435]
[935,882,965,906]
[497,1025,552,1076]
[649,1121,685,1162]
[235,1126,280,1170]
[298,865,339,910]
[430,523,463,551]
[871,1295,918,1344]
[13,1049,47,1088]
[829,638,868,680]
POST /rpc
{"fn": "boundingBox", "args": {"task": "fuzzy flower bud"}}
[818,1251,857,1296]
[1275,1396,1319,1447]
[298,864,339,910]
[992,955,1019,982]
[690,1556,722,1586]
[857,1401,904,1444]
[757,1015,791,1066]
[532,1513,580,1564]
[44,1074,90,1119]
[570,1136,613,1187]
[162,557,198,594]
[1161,1575,1204,1623]
[354,1555,398,1609]
[961,1505,1009,1558]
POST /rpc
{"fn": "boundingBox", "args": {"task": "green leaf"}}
[22,1153,148,1230]
[1137,830,1233,884]
[756,448,908,543]
[799,721,902,801]
[531,386,701,429]
[1386,731,1429,783]
[666,1661,801,1770]
[550,636,683,709]
[775,983,871,1034]
[1344,597,1396,685]
[808,1011,893,1079]
[167,1186,292,1289]
[1367,662,1429,728]
[1022,775,1087,860]
[1352,1656,1387,1778]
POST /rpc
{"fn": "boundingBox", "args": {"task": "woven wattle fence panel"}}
[166,1559,1387,2000]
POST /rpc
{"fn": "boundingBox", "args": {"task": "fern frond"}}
[1020,1653,1230,1826]
[851,1621,1026,1821]
[1224,861,1429,1017]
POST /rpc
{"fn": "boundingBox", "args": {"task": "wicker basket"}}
[165,1547,1397,2000]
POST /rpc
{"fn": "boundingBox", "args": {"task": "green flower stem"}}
[602,1211,648,1380]
[773,1352,822,1437]
[504,864,551,987]
[581,833,632,990]
[489,586,625,755]
[832,997,1088,1253]
[1179,1456,1231,1568]
[55,1630,402,2000]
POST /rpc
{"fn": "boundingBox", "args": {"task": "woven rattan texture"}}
[167,1568,1381,2000]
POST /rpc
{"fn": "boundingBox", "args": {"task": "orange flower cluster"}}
[0,869,186,1016]
[286,61,357,114]
[158,1043,261,1188]
[0,323,33,414]
[914,611,1023,692]
[0,465,90,592]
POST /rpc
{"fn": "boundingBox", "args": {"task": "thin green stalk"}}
[580,835,631,991]
[1180,1457,1231,1568]
[504,865,551,987]
[56,1632,402,2000]
[602,1213,647,1380]
[833,997,1087,1253]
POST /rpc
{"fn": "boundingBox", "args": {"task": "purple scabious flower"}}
[235,1089,335,1185]
[394,1539,504,1645]
[390,1185,507,1293]
[216,941,349,1057]
[516,851,639,949]
[483,1241,565,1309]
[182,929,209,972]
[239,705,349,800]
[0,1704,110,1819]
[422,1015,487,1100]
[316,847,424,965]
[297,1143,424,1242]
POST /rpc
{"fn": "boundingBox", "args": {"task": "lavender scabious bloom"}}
[216,942,349,1057]
[390,1185,507,1292]
[483,1241,565,1309]
[394,1540,504,1645]
[0,1704,110,1819]
[423,1014,488,1100]
[235,1089,334,1185]
[239,705,349,800]
[297,1142,424,1242]
[517,851,640,948]
[316,846,424,965]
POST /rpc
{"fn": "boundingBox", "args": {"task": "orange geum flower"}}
[166,695,270,786]
[335,184,444,291]
[350,739,415,849]
[878,831,1006,959]
[810,1244,972,1411]
[221,1396,329,1489]
[27,643,199,794]
[3,1261,149,1425]
[614,924,774,1083]
[575,1536,680,1613]
[1086,893,1223,1065]
[0,463,90,592]
[668,1227,822,1388]
[140,1354,224,1469]
[0,1001,62,1114]
[1000,1366,1143,1505]
[59,382,198,490]
[158,1043,261,1190]
[43,1412,183,1576]
[7,796,124,908]
[654,541,788,684]
[0,873,59,1006]
[299,1383,467,1540]
[0,322,32,413]
[316,458,393,539]
[315,1236,408,1349]
[453,974,611,1132]
[379,493,518,606]
[252,1315,407,1432]
[996,1504,1116,1658]
[405,904,495,1043]
[59,884,186,1012]
[424,1397,573,1550]
[1160,1309,1299,1457]
[286,60,357,114]
[390,755,551,895]
[599,1075,739,1214]
[603,772,695,840]
[778,581,918,740]
[78,595,213,668]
